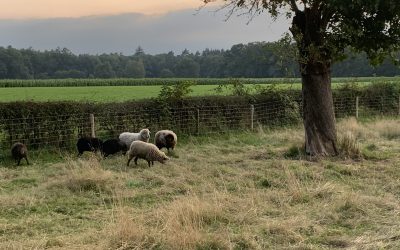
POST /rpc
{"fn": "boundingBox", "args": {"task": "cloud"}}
[0,8,290,55]
[0,0,205,19]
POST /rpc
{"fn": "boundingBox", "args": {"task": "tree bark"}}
[291,8,339,156]
[301,63,338,156]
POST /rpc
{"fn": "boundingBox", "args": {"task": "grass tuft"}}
[107,208,160,249]
[59,156,114,193]
[338,131,362,159]
[284,145,304,159]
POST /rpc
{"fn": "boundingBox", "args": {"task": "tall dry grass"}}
[1,119,400,249]
[48,155,115,193]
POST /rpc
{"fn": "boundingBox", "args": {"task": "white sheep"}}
[119,128,150,152]
[127,141,169,167]
[154,130,177,152]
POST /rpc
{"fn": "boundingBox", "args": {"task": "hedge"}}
[0,82,399,151]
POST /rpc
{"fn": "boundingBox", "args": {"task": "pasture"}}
[1,118,399,249]
[1,77,399,102]
[0,85,223,102]
[0,77,400,103]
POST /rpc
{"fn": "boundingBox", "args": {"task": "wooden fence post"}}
[355,96,359,119]
[196,109,200,135]
[250,104,254,131]
[90,114,95,138]
[398,95,400,116]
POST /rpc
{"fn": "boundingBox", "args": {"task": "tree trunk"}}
[291,8,339,157]
[301,62,338,156]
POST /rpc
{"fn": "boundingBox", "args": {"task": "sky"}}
[0,0,205,19]
[0,0,289,54]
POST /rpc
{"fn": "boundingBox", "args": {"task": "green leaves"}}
[158,81,194,102]
[209,0,400,65]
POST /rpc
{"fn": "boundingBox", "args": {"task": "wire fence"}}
[0,95,399,155]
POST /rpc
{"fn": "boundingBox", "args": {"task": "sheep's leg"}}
[17,158,21,166]
[147,161,151,167]
[152,161,154,166]
[25,157,30,165]
[134,157,138,165]
[127,155,133,167]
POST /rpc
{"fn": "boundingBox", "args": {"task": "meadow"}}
[2,76,399,102]
[0,85,225,102]
[1,118,399,249]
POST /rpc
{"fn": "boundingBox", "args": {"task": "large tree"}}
[205,0,400,156]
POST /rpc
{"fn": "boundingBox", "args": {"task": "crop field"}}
[1,118,399,249]
[2,76,399,102]
[1,77,399,88]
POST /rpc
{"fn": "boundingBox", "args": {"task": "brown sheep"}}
[154,130,177,152]
[11,142,29,166]
[127,141,169,167]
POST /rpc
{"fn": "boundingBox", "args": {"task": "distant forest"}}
[0,42,399,79]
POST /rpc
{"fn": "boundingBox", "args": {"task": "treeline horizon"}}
[0,42,399,79]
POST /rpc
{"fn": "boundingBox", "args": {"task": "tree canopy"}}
[203,0,400,156]
[0,44,398,79]
[205,0,400,65]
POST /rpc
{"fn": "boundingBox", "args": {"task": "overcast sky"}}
[0,0,290,55]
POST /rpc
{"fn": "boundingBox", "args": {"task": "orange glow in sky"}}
[0,0,213,19]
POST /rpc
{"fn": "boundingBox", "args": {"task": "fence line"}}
[1,95,399,152]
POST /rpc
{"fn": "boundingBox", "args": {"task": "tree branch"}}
[290,0,300,12]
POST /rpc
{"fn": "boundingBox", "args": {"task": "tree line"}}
[0,42,399,79]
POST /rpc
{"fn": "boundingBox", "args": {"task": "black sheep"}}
[77,137,103,156]
[11,142,29,166]
[102,139,127,157]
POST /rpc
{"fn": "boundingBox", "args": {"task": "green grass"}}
[1,118,400,249]
[0,85,218,102]
[0,81,368,103]
[0,76,399,102]
[0,84,285,102]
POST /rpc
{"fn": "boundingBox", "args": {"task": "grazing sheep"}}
[102,138,127,158]
[11,142,29,166]
[127,141,169,167]
[119,129,150,152]
[154,130,177,152]
[76,137,103,156]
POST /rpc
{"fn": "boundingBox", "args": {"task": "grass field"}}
[1,76,399,102]
[0,82,356,103]
[1,118,399,249]
[0,84,305,103]
[0,85,222,102]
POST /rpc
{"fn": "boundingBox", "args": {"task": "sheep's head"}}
[165,134,175,143]
[160,153,170,164]
[140,129,150,140]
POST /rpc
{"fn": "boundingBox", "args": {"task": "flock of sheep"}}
[10,129,177,167]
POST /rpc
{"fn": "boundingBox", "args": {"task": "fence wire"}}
[0,95,399,154]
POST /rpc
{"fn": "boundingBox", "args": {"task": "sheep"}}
[119,129,150,153]
[102,138,127,158]
[127,141,169,167]
[11,142,29,166]
[154,130,177,152]
[76,137,103,156]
